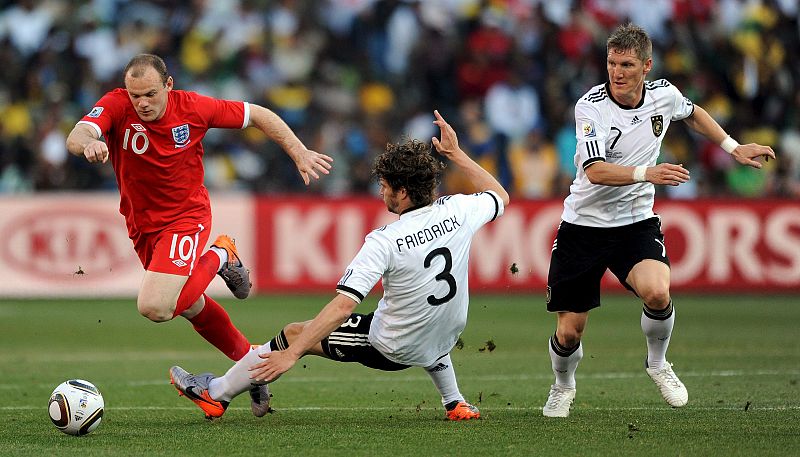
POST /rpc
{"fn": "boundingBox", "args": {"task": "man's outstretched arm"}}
[248,104,333,184]
[683,105,775,168]
[249,293,358,382]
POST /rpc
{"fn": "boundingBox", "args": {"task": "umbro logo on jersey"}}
[631,116,642,125]
[132,123,146,132]
[172,259,187,267]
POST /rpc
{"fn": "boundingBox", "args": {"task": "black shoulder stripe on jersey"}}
[584,140,602,159]
[582,156,605,169]
[644,79,671,89]
[585,87,607,103]
[336,285,364,301]
[484,191,500,222]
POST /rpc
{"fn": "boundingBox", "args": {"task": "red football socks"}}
[188,294,250,361]
[173,250,220,318]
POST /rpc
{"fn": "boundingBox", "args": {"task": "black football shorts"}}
[546,217,670,313]
[321,312,411,371]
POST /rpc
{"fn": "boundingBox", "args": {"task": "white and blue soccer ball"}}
[48,379,104,436]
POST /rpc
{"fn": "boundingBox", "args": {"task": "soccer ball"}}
[48,380,104,436]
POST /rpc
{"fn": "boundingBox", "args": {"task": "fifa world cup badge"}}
[582,121,596,138]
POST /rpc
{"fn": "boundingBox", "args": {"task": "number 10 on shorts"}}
[169,233,197,264]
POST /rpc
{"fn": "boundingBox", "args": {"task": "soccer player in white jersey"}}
[542,23,775,418]
[170,110,510,421]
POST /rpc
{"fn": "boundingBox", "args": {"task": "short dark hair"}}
[123,54,169,85]
[372,139,444,207]
[607,23,652,62]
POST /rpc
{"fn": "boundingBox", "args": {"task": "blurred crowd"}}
[1,0,799,199]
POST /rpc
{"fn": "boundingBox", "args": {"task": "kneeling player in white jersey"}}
[542,23,775,418]
[170,110,510,421]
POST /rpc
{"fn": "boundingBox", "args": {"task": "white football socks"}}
[549,337,582,388]
[209,343,271,402]
[641,303,675,370]
[424,354,463,406]
[209,246,228,272]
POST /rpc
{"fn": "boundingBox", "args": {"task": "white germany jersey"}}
[562,80,694,227]
[335,191,504,367]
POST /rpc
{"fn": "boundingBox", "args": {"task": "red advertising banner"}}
[655,200,800,292]
[0,195,796,297]
[0,194,255,297]
[255,197,800,294]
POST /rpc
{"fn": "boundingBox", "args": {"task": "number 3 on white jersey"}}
[424,247,457,306]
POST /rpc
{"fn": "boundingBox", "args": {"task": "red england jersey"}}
[78,89,248,237]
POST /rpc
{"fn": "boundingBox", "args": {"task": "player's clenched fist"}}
[83,140,109,163]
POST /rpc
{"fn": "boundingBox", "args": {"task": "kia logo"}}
[0,209,134,280]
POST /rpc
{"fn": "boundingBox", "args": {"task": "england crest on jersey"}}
[651,115,663,137]
[172,124,190,148]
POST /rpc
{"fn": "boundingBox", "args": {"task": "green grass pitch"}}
[1,294,798,456]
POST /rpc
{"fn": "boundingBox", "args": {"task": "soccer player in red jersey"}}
[65,54,332,370]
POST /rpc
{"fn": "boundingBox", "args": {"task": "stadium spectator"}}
[0,1,796,198]
[169,110,509,421]
[541,23,775,418]
[456,10,513,99]
[442,99,498,195]
[484,66,542,189]
[3,0,58,57]
[65,53,332,414]
[508,127,559,198]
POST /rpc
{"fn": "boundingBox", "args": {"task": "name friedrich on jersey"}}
[395,215,461,252]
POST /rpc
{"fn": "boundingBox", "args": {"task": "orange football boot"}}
[169,366,228,419]
[445,401,481,421]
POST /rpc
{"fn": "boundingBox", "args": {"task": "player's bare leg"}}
[137,271,187,321]
[137,270,250,361]
[627,260,671,311]
[136,271,206,320]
